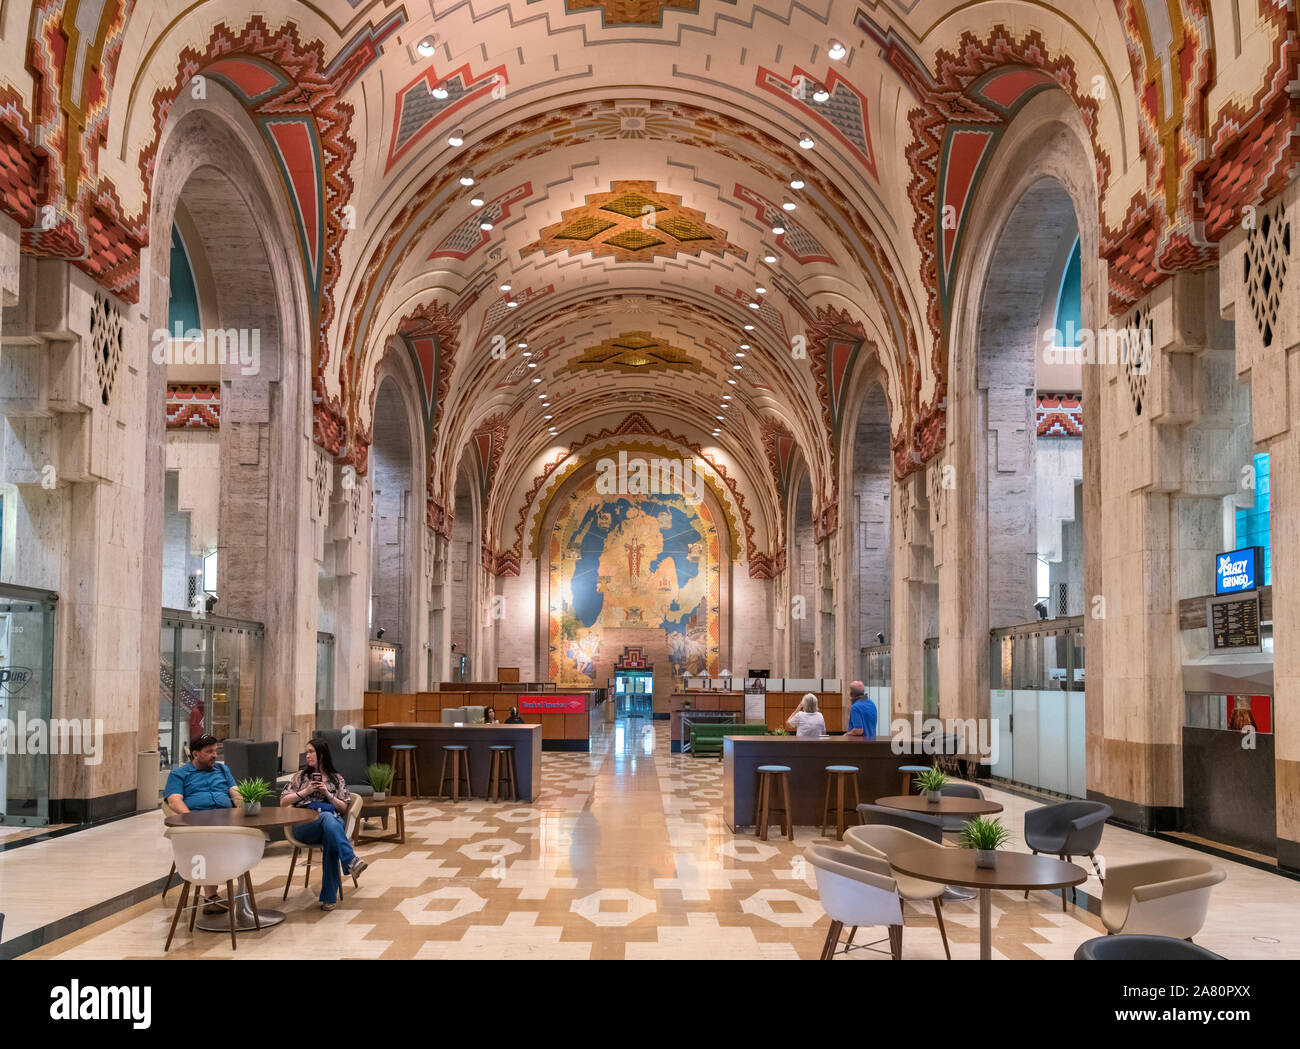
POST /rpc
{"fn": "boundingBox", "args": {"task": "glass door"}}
[0,584,57,826]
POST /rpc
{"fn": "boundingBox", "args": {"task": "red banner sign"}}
[518,694,587,714]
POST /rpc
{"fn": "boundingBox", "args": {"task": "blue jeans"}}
[293,810,357,904]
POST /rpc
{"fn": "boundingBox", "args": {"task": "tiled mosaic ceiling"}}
[522,180,741,264]
[559,331,701,374]
[531,0,732,26]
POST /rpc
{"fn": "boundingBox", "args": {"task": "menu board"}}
[1207,592,1262,653]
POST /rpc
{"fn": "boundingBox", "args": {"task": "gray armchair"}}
[222,739,281,795]
[1075,934,1224,960]
[315,728,378,798]
[856,803,944,842]
[938,781,986,834]
[1024,800,1112,903]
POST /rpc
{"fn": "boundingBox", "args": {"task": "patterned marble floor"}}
[20,719,1133,960]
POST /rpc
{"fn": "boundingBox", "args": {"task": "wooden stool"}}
[753,765,793,842]
[899,765,929,795]
[438,745,472,801]
[487,745,518,802]
[390,744,420,798]
[821,765,863,840]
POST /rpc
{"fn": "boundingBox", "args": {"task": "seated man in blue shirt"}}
[844,680,878,740]
[164,733,241,912]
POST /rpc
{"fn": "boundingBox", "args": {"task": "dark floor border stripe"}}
[0,808,150,855]
[1,872,179,960]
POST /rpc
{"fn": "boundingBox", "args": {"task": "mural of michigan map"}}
[548,469,720,686]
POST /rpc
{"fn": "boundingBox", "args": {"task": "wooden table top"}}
[359,795,413,808]
[889,848,1088,891]
[874,794,1004,816]
[164,806,318,829]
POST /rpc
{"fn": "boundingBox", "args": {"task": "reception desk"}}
[365,690,594,750]
[722,735,921,831]
[374,723,543,802]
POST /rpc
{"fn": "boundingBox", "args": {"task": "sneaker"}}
[349,858,368,887]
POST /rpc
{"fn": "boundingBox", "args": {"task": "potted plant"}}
[914,766,948,804]
[368,762,394,800]
[957,816,1013,868]
[235,777,271,816]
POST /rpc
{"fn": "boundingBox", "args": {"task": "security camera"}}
[376,627,386,639]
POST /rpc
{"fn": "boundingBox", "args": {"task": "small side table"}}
[357,795,411,845]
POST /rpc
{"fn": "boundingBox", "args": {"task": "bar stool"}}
[821,765,863,840]
[899,765,930,795]
[390,744,420,798]
[439,744,472,802]
[487,745,518,802]
[753,765,793,842]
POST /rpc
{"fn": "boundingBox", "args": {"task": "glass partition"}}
[988,618,1085,798]
[0,584,57,825]
[861,644,891,713]
[160,610,264,791]
[368,640,400,692]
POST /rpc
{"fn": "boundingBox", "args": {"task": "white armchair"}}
[804,843,906,960]
[1101,857,1225,940]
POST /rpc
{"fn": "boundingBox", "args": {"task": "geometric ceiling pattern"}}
[522,180,743,264]
[558,331,702,374]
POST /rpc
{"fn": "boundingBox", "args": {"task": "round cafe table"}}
[164,806,318,932]
[889,848,1087,960]
[874,795,1004,901]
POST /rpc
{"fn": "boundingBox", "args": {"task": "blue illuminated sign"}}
[1215,547,1261,595]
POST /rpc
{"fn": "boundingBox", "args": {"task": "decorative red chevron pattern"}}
[165,384,221,429]
[1036,392,1083,437]
[506,412,759,576]
[473,412,512,546]
[759,418,797,550]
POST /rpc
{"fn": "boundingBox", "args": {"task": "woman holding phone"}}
[279,737,367,910]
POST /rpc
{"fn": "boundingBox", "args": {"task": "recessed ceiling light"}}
[499,282,511,291]
[432,85,449,100]
[728,378,738,384]
[828,41,847,61]
[772,224,786,235]
[723,395,732,400]
[527,362,536,368]
[532,377,541,383]
[470,197,485,208]
[764,252,778,263]
[733,365,742,370]
[735,352,745,359]
[716,415,724,421]
[748,302,760,309]
[460,171,475,186]
[506,299,518,308]
[744,324,755,331]
[517,341,528,348]
[740,343,751,349]
[543,414,552,420]
[480,221,493,231]
[755,285,767,295]
[798,132,815,150]
[417,37,437,57]
[538,393,547,399]
[813,86,830,103]
[448,128,464,147]
[789,176,805,190]
[522,351,532,358]
[782,201,796,212]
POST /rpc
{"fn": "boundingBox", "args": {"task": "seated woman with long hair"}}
[279,737,368,910]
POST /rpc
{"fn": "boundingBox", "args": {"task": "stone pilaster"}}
[890,471,936,723]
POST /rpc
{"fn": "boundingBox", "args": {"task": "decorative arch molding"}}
[507,413,760,575]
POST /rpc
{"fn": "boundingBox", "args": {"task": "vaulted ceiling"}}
[4,0,1296,570]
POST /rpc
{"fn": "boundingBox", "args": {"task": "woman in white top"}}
[787,693,826,738]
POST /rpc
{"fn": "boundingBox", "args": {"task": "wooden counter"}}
[722,735,922,831]
[365,690,594,751]
[669,692,745,751]
[374,723,543,802]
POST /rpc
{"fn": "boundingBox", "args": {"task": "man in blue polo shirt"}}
[844,680,878,740]
[164,733,241,912]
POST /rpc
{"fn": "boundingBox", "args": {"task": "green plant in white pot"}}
[235,777,271,816]
[368,762,394,800]
[914,766,948,804]
[957,816,1013,868]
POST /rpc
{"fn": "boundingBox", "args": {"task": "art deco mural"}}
[547,467,721,687]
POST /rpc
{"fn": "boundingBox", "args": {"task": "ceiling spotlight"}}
[506,299,518,308]
[748,302,761,310]
[728,378,738,384]
[764,252,778,263]
[432,84,449,100]
[789,176,805,190]
[522,351,533,358]
[755,285,767,295]
[459,171,476,186]
[532,376,541,383]
[782,201,796,212]
[716,415,724,421]
[538,393,547,399]
[723,394,732,400]
[733,365,742,370]
[772,224,786,235]
[735,352,745,359]
[543,414,552,420]
[480,221,493,231]
[470,198,485,209]
[527,362,537,368]
[744,323,755,331]
[740,342,751,349]
[798,132,815,150]
[499,282,512,292]
[517,341,528,348]
[448,128,465,147]
[417,37,437,57]
[812,86,830,103]
[828,41,847,61]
